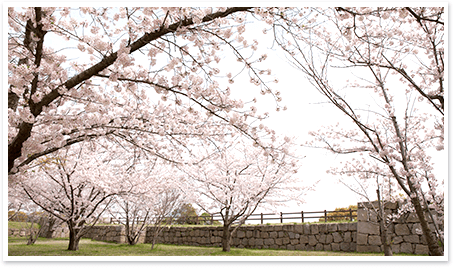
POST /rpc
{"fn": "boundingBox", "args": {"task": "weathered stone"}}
[255,238,264,246]
[331,243,340,251]
[369,211,378,222]
[348,223,357,231]
[333,232,343,243]
[384,202,398,210]
[343,232,351,242]
[410,223,423,235]
[395,224,410,235]
[264,238,274,245]
[290,239,299,245]
[392,235,403,244]
[357,233,368,245]
[326,234,333,244]
[287,244,295,250]
[357,245,381,253]
[288,232,295,239]
[400,242,413,254]
[261,232,269,239]
[294,225,303,234]
[295,244,305,251]
[246,230,253,238]
[275,238,283,245]
[357,222,380,235]
[357,208,369,222]
[237,230,245,238]
[315,243,324,251]
[391,244,401,254]
[403,235,420,244]
[338,223,349,232]
[319,234,326,244]
[300,235,309,244]
[327,223,338,232]
[270,231,277,238]
[414,244,429,255]
[407,212,419,223]
[278,231,284,238]
[282,237,290,245]
[308,235,317,246]
[340,242,351,252]
[303,224,311,235]
[248,238,256,246]
[319,224,327,233]
[310,224,319,234]
[368,235,382,245]
[323,244,331,251]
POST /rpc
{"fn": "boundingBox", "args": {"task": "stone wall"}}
[356,201,443,255]
[145,222,357,252]
[82,225,147,244]
[82,225,127,244]
[8,228,33,237]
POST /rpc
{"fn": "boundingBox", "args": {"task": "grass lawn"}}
[8,237,420,257]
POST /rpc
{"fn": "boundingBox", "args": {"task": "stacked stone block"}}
[356,201,443,255]
[82,225,127,244]
[145,222,357,252]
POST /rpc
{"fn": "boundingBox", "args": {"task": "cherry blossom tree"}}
[11,141,128,251]
[108,161,185,246]
[272,7,444,256]
[182,137,306,252]
[7,7,289,177]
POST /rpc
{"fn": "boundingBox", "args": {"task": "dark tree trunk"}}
[379,220,393,256]
[67,222,82,251]
[222,224,231,252]
[67,230,81,251]
[376,189,392,256]
[411,197,443,256]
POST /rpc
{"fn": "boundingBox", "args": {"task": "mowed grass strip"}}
[8,237,419,257]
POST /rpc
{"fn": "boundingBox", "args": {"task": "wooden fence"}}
[109,209,357,225]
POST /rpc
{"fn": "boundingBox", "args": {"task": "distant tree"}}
[13,142,126,251]
[198,212,212,225]
[183,137,307,252]
[171,203,199,225]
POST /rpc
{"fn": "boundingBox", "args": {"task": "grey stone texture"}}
[356,201,443,255]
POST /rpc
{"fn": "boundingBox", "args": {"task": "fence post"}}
[280,212,283,223]
[211,214,214,225]
[261,213,263,225]
[301,211,304,223]
[349,208,353,221]
[324,210,327,222]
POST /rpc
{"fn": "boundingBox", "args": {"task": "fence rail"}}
[109,209,357,225]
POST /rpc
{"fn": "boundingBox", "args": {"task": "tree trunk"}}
[411,197,443,256]
[67,230,81,251]
[67,222,82,251]
[222,224,231,252]
[376,188,392,256]
[379,220,393,256]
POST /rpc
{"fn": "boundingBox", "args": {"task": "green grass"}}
[8,237,421,256]
[8,221,41,229]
